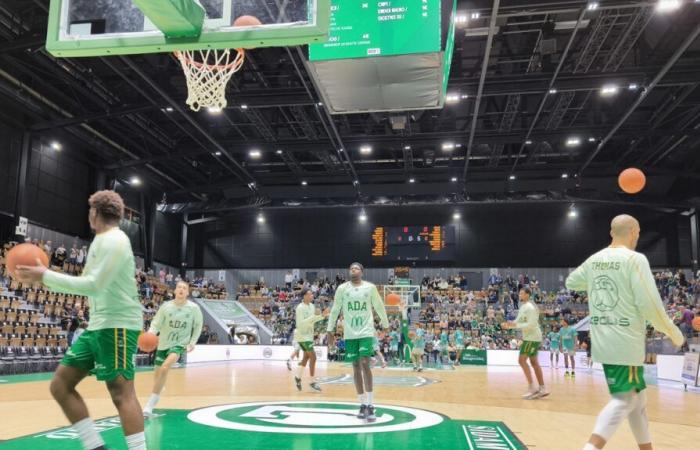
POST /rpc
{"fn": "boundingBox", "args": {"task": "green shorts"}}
[61,328,139,381]
[344,337,374,362]
[299,341,314,352]
[519,340,541,357]
[154,346,185,366]
[603,364,646,394]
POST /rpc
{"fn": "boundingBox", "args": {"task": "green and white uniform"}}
[566,246,684,394]
[560,326,577,355]
[327,281,389,362]
[43,228,142,381]
[295,302,324,352]
[514,301,542,357]
[389,331,400,352]
[149,300,203,366]
[455,330,465,350]
[412,329,426,357]
[439,331,449,356]
[547,331,561,353]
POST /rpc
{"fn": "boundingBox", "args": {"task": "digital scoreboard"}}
[371,225,455,261]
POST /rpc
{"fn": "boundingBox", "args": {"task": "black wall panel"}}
[190,203,692,269]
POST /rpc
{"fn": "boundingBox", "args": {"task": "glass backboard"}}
[47,0,330,57]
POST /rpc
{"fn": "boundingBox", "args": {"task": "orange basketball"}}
[5,243,49,279]
[233,15,262,27]
[692,317,700,332]
[618,168,646,194]
[386,293,401,306]
[138,332,159,352]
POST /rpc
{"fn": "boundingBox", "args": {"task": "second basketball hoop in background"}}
[175,15,261,112]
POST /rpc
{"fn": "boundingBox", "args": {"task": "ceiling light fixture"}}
[566,137,581,147]
[600,84,619,96]
[360,145,372,154]
[656,0,682,12]
[249,149,262,158]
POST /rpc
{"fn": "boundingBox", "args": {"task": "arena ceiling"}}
[1,0,700,219]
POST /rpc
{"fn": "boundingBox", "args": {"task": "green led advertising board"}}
[309,0,441,61]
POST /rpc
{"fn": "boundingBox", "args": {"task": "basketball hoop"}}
[174,47,245,112]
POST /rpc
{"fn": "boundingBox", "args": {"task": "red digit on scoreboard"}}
[403,227,408,233]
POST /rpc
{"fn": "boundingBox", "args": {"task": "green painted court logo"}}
[187,401,444,434]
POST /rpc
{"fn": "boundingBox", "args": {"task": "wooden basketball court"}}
[1,361,698,449]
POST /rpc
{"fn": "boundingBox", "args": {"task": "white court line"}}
[496,425,518,449]
[462,425,475,450]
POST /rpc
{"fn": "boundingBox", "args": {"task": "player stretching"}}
[143,281,203,417]
[327,263,389,422]
[567,214,684,450]
[294,288,328,392]
[17,191,147,450]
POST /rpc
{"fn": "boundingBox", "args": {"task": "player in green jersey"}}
[143,281,203,417]
[327,263,389,422]
[293,288,329,392]
[547,326,561,369]
[454,328,465,366]
[503,287,549,400]
[17,191,147,450]
[560,320,578,377]
[566,215,684,450]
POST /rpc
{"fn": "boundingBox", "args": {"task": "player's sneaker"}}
[310,382,322,392]
[143,410,157,419]
[286,359,292,371]
[412,366,418,371]
[532,387,550,399]
[417,366,423,372]
[521,389,538,399]
[294,376,302,391]
[571,371,576,379]
[381,359,387,368]
[357,404,368,419]
[564,371,570,378]
[366,406,377,422]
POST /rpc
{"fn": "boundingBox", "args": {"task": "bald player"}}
[566,214,684,450]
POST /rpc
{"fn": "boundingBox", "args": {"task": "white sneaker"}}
[521,389,538,399]
[143,409,157,419]
[531,388,550,399]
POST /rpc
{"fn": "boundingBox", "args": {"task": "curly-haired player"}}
[16,190,147,450]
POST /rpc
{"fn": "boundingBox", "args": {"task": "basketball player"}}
[454,327,465,366]
[547,325,561,369]
[327,262,389,422]
[503,287,549,399]
[371,332,387,368]
[389,328,400,364]
[566,214,684,450]
[143,281,203,417]
[560,319,577,377]
[294,288,328,392]
[15,190,147,450]
[410,330,425,371]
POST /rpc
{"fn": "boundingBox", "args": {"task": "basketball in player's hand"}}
[138,332,158,352]
[6,243,49,280]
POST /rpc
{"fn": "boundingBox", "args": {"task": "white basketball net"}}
[174,48,245,112]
